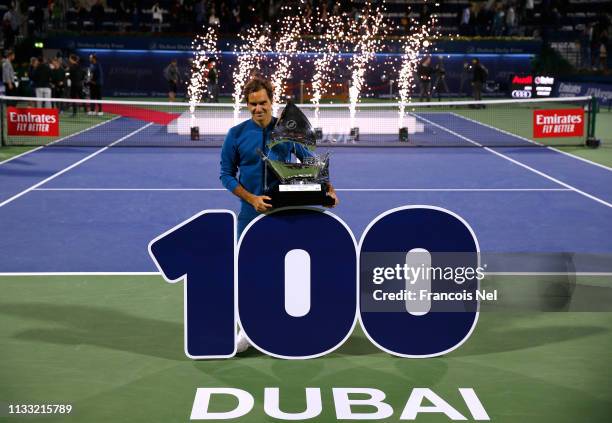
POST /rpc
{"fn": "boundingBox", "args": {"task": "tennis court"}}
[1,96,611,422]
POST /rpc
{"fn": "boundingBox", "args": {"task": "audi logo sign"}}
[512,90,532,98]
[512,75,533,84]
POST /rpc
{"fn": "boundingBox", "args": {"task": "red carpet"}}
[102,104,180,125]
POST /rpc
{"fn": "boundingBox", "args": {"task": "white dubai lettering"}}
[190,387,490,421]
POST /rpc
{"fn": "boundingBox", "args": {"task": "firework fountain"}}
[397,10,439,131]
[187,26,218,131]
[232,26,271,123]
[270,12,304,117]
[310,14,345,129]
[182,2,439,141]
[347,4,387,135]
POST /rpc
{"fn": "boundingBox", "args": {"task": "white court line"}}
[0,122,153,209]
[0,272,160,276]
[32,187,573,192]
[0,116,121,166]
[0,146,44,165]
[449,112,612,172]
[411,113,612,209]
[486,272,612,276]
[1,271,610,277]
[35,188,227,191]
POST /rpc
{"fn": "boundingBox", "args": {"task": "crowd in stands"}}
[0,0,608,37]
[0,0,610,71]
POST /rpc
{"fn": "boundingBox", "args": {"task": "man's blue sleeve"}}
[293,142,314,161]
[219,129,240,192]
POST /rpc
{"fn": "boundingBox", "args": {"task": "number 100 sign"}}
[149,206,480,360]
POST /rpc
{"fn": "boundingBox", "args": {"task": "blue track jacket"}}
[219,117,312,227]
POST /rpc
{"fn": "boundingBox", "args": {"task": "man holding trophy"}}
[220,77,339,236]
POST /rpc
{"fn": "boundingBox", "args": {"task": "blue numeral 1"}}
[149,210,236,358]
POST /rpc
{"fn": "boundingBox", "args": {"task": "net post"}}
[585,96,600,148]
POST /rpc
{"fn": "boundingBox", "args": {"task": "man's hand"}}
[325,185,339,208]
[233,185,272,213]
[250,195,273,213]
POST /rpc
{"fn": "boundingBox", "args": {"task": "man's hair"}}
[243,77,273,103]
[69,54,78,62]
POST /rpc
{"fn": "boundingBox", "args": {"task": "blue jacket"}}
[89,62,103,85]
[220,117,312,220]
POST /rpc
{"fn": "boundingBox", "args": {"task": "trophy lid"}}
[269,100,316,149]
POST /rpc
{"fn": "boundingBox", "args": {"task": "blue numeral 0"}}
[359,206,480,357]
[237,209,357,359]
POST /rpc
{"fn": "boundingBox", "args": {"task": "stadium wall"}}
[68,50,534,99]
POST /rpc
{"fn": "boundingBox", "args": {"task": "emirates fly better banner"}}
[533,108,584,138]
[7,107,59,136]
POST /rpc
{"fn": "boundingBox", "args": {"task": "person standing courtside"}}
[206,58,218,102]
[164,59,181,102]
[88,54,103,115]
[30,57,52,108]
[50,57,66,111]
[471,58,488,108]
[2,50,16,105]
[68,54,86,116]
[417,56,433,102]
[433,59,449,101]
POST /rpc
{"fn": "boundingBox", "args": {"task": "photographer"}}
[471,58,488,107]
[417,56,434,102]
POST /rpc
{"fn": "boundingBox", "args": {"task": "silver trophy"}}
[259,101,333,207]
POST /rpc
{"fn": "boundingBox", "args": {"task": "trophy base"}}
[266,183,335,208]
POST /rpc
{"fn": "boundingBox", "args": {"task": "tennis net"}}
[0,95,596,148]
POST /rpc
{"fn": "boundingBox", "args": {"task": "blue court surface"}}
[1,114,611,274]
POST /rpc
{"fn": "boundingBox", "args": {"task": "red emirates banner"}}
[533,109,584,138]
[7,107,59,136]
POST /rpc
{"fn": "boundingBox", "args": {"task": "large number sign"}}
[149,206,480,359]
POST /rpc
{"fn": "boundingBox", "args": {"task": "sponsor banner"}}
[46,35,542,54]
[533,108,584,138]
[511,74,554,98]
[555,81,612,105]
[7,107,59,136]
